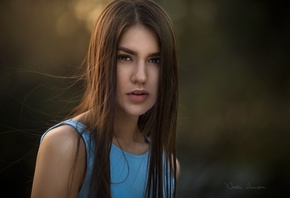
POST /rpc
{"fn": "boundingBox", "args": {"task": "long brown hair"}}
[71,0,179,197]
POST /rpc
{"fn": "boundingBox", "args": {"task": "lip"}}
[127,89,149,103]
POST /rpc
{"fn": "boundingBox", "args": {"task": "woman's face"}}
[116,24,160,117]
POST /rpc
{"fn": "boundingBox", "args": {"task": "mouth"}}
[127,90,149,95]
[127,89,149,103]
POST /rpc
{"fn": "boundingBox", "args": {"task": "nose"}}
[131,60,147,84]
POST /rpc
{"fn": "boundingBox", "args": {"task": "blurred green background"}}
[1,0,289,197]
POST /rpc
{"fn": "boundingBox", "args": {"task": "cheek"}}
[148,69,159,104]
[116,66,127,87]
[151,68,159,89]
[116,68,122,95]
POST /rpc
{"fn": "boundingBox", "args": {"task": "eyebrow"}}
[118,46,160,57]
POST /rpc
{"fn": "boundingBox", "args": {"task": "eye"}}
[148,57,160,64]
[118,55,132,62]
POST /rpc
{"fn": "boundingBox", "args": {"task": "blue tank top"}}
[41,119,174,197]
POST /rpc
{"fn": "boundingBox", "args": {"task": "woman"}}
[31,0,180,197]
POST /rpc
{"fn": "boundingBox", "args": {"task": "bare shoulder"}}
[39,124,87,174]
[31,124,86,198]
[42,125,83,150]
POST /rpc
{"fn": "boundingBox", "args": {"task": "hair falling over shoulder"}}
[70,0,179,197]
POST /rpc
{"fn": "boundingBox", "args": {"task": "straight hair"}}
[71,0,179,197]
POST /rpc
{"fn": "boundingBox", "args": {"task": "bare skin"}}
[31,125,86,198]
[31,24,180,197]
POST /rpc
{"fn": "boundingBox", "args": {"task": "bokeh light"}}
[1,0,289,197]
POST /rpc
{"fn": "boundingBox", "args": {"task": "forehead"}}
[118,24,160,53]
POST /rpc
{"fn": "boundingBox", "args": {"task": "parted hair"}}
[71,0,179,197]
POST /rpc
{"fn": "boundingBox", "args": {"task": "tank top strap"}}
[40,119,94,197]
[41,119,88,141]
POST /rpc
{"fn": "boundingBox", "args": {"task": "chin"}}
[119,104,154,117]
[126,108,150,117]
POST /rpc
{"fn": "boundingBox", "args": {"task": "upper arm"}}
[169,155,181,180]
[31,125,86,198]
[176,158,180,179]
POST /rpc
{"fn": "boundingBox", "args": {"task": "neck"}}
[113,109,142,143]
[113,108,150,155]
